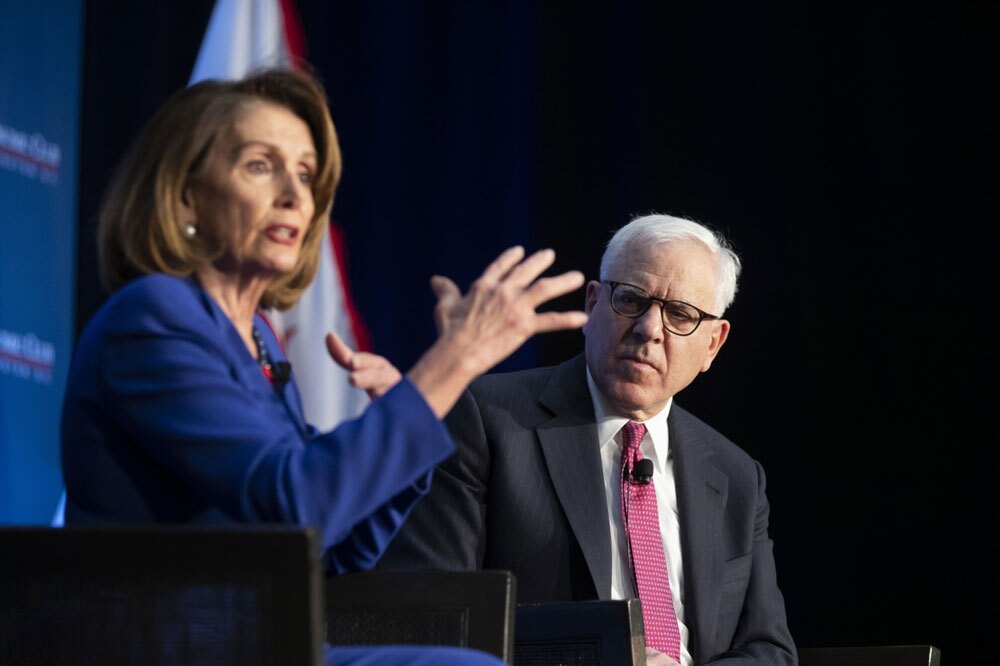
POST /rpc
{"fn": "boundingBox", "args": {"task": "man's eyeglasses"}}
[602,281,719,337]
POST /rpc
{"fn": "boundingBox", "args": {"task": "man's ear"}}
[584,280,601,315]
[700,319,731,373]
[581,280,601,337]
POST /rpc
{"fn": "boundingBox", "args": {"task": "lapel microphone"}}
[271,361,292,390]
[629,458,654,485]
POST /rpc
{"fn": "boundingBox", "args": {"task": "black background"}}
[76,2,997,662]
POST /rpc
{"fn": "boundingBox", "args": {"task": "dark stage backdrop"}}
[75,3,995,663]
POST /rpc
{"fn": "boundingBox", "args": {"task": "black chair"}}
[324,569,517,663]
[0,526,323,666]
[798,645,942,666]
[513,599,645,666]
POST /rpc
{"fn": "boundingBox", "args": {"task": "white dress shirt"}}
[587,369,693,666]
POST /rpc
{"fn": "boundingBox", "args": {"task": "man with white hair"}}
[382,214,796,665]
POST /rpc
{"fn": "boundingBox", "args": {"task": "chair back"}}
[324,569,516,663]
[798,644,942,666]
[0,526,323,666]
[514,599,645,666]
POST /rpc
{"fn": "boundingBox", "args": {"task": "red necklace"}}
[251,325,275,384]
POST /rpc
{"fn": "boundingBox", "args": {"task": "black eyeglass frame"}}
[601,280,720,337]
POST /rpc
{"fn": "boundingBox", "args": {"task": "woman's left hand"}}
[325,331,402,400]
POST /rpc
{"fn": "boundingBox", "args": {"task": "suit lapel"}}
[536,355,614,600]
[670,408,728,664]
[252,313,310,438]
[199,286,309,437]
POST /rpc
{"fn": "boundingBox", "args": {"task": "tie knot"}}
[622,421,646,453]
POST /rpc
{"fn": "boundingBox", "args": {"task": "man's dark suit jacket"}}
[381,354,796,665]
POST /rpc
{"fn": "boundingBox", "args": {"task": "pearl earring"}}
[184,223,197,238]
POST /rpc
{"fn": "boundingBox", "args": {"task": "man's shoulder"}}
[469,354,587,404]
[470,363,561,395]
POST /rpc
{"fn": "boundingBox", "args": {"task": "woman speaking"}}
[60,68,585,665]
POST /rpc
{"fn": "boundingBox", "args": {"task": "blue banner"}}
[0,1,84,523]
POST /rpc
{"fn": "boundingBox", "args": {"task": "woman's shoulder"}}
[115,273,199,301]
[97,274,213,332]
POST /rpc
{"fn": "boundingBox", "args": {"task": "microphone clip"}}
[271,361,292,390]
[627,459,654,485]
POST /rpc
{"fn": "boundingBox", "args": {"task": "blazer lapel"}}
[199,287,309,438]
[670,409,728,664]
[252,313,310,438]
[536,355,614,600]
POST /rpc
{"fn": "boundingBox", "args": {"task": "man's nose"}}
[631,304,664,342]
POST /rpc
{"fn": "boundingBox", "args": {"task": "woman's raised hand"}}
[408,247,587,417]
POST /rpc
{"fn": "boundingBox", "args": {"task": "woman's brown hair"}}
[97,67,341,310]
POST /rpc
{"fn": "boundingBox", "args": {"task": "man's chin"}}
[605,382,662,418]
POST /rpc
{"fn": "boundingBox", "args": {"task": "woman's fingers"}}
[501,248,556,288]
[523,270,586,308]
[325,331,354,369]
[351,351,397,371]
[430,274,461,304]
[533,309,590,333]
[327,331,401,398]
[430,275,463,334]
[475,246,557,290]
[478,245,526,283]
[348,364,401,391]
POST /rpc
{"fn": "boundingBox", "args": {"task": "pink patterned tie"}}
[620,421,682,661]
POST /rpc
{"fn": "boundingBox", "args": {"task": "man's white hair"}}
[600,213,741,314]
